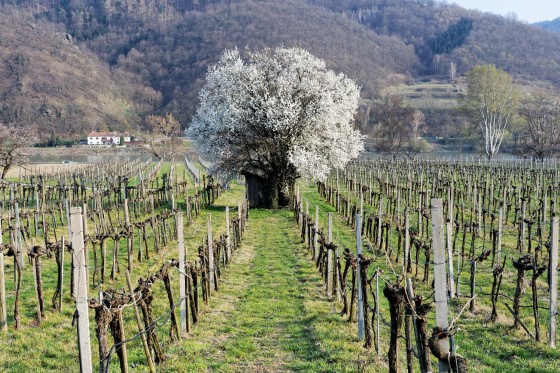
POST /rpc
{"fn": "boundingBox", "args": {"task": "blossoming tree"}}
[189,47,363,208]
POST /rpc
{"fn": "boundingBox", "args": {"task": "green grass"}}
[0,162,246,372]
[3,161,560,372]
[383,80,464,109]
[299,176,560,373]
[161,208,377,372]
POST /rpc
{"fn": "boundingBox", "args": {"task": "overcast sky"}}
[451,1,560,23]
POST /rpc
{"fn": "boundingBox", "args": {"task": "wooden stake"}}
[447,186,455,298]
[314,206,319,260]
[125,270,155,373]
[549,216,558,348]
[431,199,450,372]
[238,201,242,235]
[115,308,129,373]
[15,203,23,269]
[305,201,309,245]
[124,199,133,272]
[71,207,92,373]
[497,207,503,264]
[177,213,187,338]
[208,214,214,290]
[59,236,64,312]
[31,254,41,324]
[404,208,410,274]
[82,203,89,289]
[327,213,333,298]
[226,207,231,261]
[377,200,383,250]
[356,213,364,341]
[0,218,7,333]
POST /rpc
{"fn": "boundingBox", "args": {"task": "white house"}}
[87,131,133,145]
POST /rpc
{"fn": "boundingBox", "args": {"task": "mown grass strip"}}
[163,208,382,372]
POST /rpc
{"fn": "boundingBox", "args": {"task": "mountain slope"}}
[0,11,143,137]
[1,0,560,133]
[99,0,417,123]
[313,0,560,85]
[535,17,560,33]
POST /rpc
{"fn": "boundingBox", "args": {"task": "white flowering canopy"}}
[189,47,364,184]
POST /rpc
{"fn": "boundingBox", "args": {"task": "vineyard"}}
[0,157,249,372]
[300,158,560,372]
[1,156,560,372]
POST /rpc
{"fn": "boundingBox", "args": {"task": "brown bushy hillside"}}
[313,0,560,86]
[0,0,419,129]
[53,0,417,124]
[0,10,145,138]
[95,0,417,124]
[1,0,560,133]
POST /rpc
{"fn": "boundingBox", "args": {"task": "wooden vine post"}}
[238,200,242,236]
[59,236,65,312]
[208,214,215,291]
[405,208,410,273]
[0,218,7,333]
[71,207,92,373]
[376,200,383,250]
[82,203,89,289]
[431,198,450,372]
[446,186,455,298]
[497,207,503,264]
[305,201,309,245]
[356,213,364,340]
[327,212,333,299]
[549,216,558,348]
[15,203,24,270]
[124,199,133,272]
[177,212,188,337]
[314,206,319,260]
[125,270,156,373]
[226,207,231,262]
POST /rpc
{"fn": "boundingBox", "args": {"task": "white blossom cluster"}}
[188,47,364,181]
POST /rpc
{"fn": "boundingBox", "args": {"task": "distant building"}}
[87,131,133,145]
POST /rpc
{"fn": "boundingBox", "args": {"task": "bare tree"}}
[460,65,519,159]
[518,93,560,160]
[372,96,427,158]
[433,54,443,74]
[145,113,182,160]
[147,113,180,137]
[448,61,457,81]
[0,123,38,179]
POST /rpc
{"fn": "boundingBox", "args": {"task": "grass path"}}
[162,208,372,372]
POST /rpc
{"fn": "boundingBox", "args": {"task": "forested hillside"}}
[315,0,560,86]
[536,17,560,34]
[0,10,143,136]
[0,0,559,138]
